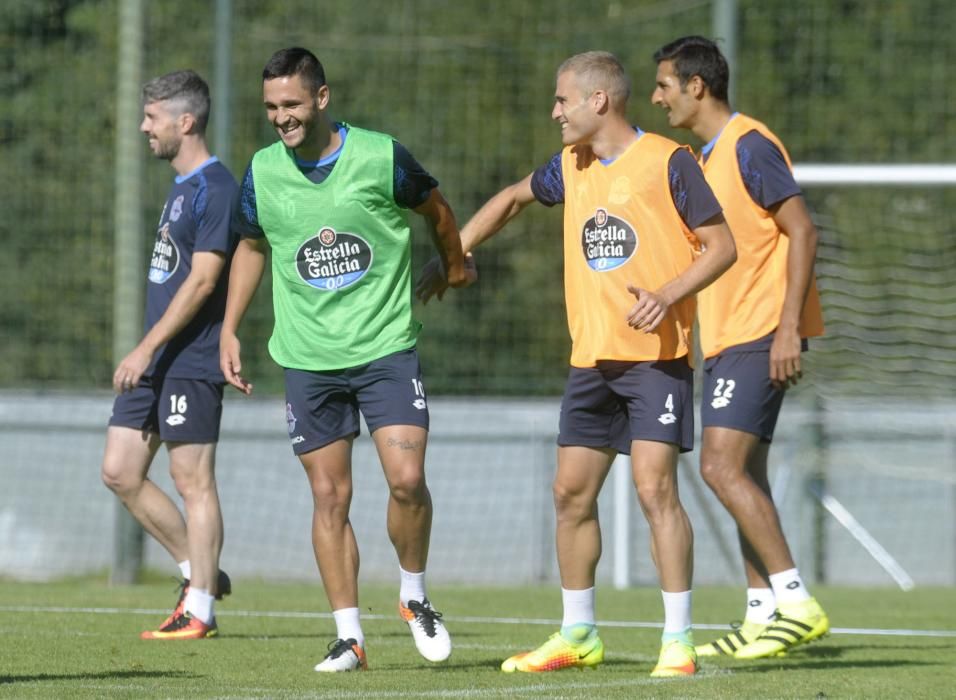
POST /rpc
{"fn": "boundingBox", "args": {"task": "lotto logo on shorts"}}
[411,378,427,410]
[711,378,736,409]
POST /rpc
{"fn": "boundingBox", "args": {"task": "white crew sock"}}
[561,586,596,628]
[661,589,692,635]
[183,587,214,624]
[333,607,364,647]
[399,567,427,606]
[745,587,777,623]
[769,568,811,605]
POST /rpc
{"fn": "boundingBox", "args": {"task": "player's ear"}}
[315,84,331,111]
[688,75,706,99]
[592,89,610,114]
[179,110,198,135]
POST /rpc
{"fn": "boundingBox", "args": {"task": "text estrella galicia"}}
[296,227,373,291]
[580,208,637,271]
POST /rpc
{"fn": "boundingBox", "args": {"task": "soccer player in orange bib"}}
[418,51,736,677]
[652,36,829,659]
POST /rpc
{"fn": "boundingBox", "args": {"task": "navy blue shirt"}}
[530,130,722,230]
[701,126,801,209]
[235,124,438,239]
[146,157,239,380]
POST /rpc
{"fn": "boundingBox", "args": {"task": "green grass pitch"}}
[1,578,954,698]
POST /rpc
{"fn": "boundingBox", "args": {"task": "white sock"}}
[399,567,427,606]
[769,568,811,605]
[332,607,364,648]
[661,590,692,634]
[178,560,191,579]
[745,587,777,623]
[561,587,596,628]
[183,587,214,624]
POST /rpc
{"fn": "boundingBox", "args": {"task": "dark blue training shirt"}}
[235,123,438,239]
[530,128,723,230]
[146,157,239,380]
[700,125,801,209]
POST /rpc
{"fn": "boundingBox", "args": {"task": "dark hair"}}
[141,69,211,133]
[262,47,326,94]
[653,35,729,104]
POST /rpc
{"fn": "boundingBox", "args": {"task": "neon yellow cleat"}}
[734,597,830,659]
[650,639,698,677]
[695,619,768,657]
[501,632,604,672]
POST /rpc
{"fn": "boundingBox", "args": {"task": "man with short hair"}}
[222,47,473,672]
[652,35,829,659]
[102,69,238,640]
[419,50,736,677]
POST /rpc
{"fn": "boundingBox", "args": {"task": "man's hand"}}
[415,253,477,304]
[112,344,153,393]
[626,285,669,332]
[220,331,253,395]
[770,325,803,389]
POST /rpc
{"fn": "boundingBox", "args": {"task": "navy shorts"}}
[700,348,785,442]
[558,357,694,455]
[108,375,224,443]
[284,348,430,455]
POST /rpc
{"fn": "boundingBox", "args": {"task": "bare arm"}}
[112,251,226,393]
[413,188,469,289]
[460,173,538,253]
[415,174,538,303]
[220,237,268,395]
[769,194,818,388]
[626,214,737,332]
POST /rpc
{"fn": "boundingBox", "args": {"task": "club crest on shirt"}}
[148,221,180,284]
[169,195,184,222]
[296,227,373,291]
[581,208,637,271]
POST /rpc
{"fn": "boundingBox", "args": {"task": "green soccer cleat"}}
[734,597,830,659]
[501,631,604,672]
[650,639,698,678]
[695,619,768,657]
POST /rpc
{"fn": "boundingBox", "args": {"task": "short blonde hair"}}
[557,51,631,110]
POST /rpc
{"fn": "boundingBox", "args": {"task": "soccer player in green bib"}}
[222,47,473,672]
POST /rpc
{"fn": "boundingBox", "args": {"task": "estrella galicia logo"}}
[296,227,373,291]
[286,403,296,434]
[580,208,637,271]
[148,222,180,284]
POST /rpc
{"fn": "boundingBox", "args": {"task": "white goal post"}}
[793,164,956,186]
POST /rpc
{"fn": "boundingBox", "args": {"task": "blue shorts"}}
[700,347,784,442]
[558,357,694,455]
[108,375,224,443]
[284,348,430,455]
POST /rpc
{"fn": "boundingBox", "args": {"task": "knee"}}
[699,453,738,495]
[388,469,427,506]
[309,474,352,513]
[635,477,679,521]
[101,459,141,498]
[552,481,591,522]
[169,464,214,503]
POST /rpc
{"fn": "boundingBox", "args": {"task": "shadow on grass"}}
[1,670,196,685]
[732,657,935,673]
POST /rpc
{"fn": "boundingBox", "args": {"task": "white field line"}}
[1,605,955,638]
[207,674,717,700]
